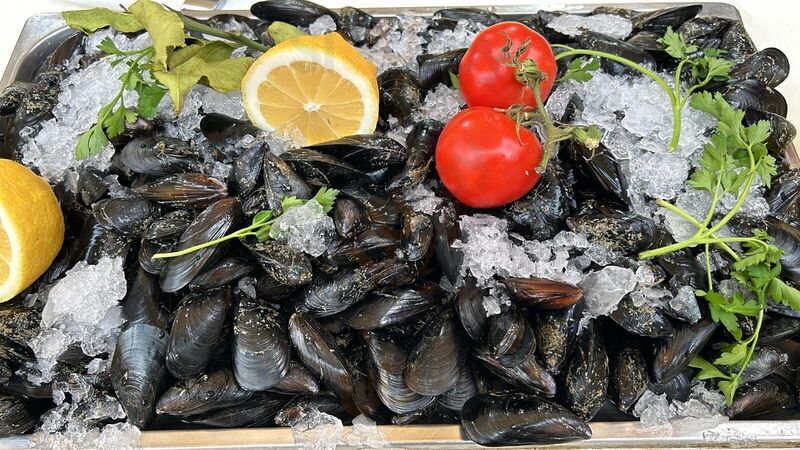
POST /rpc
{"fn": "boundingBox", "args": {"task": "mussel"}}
[567,212,656,255]
[418,49,466,91]
[652,320,717,382]
[608,343,650,412]
[0,394,34,437]
[333,197,369,239]
[93,198,160,236]
[486,308,537,367]
[305,134,408,172]
[230,143,264,196]
[728,375,798,418]
[378,69,423,126]
[504,166,574,241]
[251,0,338,26]
[118,136,201,176]
[562,322,608,420]
[474,347,557,398]
[156,368,253,416]
[282,148,372,188]
[404,309,464,396]
[263,150,314,214]
[245,240,313,286]
[610,295,675,338]
[345,282,442,330]
[532,301,583,375]
[134,173,229,208]
[387,120,444,194]
[122,268,168,329]
[502,277,583,309]
[233,297,290,391]
[730,48,790,88]
[721,80,788,118]
[630,4,701,34]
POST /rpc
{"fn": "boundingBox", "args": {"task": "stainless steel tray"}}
[1,3,799,449]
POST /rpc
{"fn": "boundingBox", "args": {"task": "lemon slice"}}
[241,32,379,146]
[0,159,64,302]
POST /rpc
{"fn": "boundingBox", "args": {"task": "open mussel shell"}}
[167,288,231,380]
[345,282,442,330]
[730,48,790,88]
[324,225,402,266]
[134,173,229,208]
[474,346,557,398]
[0,394,34,437]
[269,361,321,395]
[251,0,338,25]
[189,257,254,291]
[156,368,254,416]
[200,113,260,145]
[184,393,290,428]
[610,295,675,338]
[502,277,583,309]
[404,309,464,396]
[160,197,242,293]
[378,69,423,127]
[245,240,313,286]
[387,119,444,194]
[456,276,487,342]
[533,301,583,375]
[609,343,650,413]
[233,297,290,391]
[653,319,717,383]
[630,4,701,33]
[231,143,264,196]
[487,308,537,368]
[567,212,657,255]
[118,136,201,176]
[721,80,788,118]
[333,197,369,239]
[363,330,436,415]
[122,268,168,329]
[282,148,372,188]
[93,198,160,236]
[562,322,608,421]
[289,313,355,407]
[461,393,592,447]
[305,134,408,172]
[729,375,798,419]
[262,149,313,214]
[418,48,466,91]
[143,210,194,241]
[111,324,169,427]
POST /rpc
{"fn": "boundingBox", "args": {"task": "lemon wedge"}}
[0,159,64,302]
[241,32,379,146]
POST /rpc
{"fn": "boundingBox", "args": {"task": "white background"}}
[1,0,797,143]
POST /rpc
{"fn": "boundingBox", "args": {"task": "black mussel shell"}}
[269,361,321,395]
[0,82,33,116]
[461,393,592,447]
[262,150,314,214]
[765,217,800,284]
[720,20,756,60]
[231,143,264,196]
[93,198,160,236]
[233,297,290,391]
[118,136,201,176]
[160,198,242,293]
[648,369,692,402]
[610,295,675,338]
[341,188,402,226]
[254,271,298,300]
[72,214,132,265]
[143,210,194,241]
[456,276,487,342]
[655,248,706,289]
[134,173,229,208]
[325,225,402,266]
[433,199,463,284]
[739,347,788,384]
[757,313,800,344]
[533,301,583,375]
[0,394,34,437]
[111,324,169,427]
[439,363,478,411]
[189,257,254,291]
[363,330,436,415]
[730,48,790,88]
[729,375,798,418]
[122,268,168,329]
[251,0,338,26]
[282,148,372,188]
[487,308,537,368]
[387,120,444,194]
[11,70,61,131]
[184,393,290,427]
[575,31,656,76]
[562,322,608,421]
[503,277,583,309]
[337,6,374,45]
[200,113,260,145]
[289,313,355,407]
[157,368,254,416]
[167,288,231,380]
[609,343,650,412]
[418,49,466,91]
[305,134,408,172]
[345,282,442,330]
[405,309,465,396]
[431,7,501,30]
[400,207,433,262]
[333,197,369,239]
[653,319,717,383]
[245,240,313,286]
[0,304,40,349]
[138,239,171,275]
[504,165,574,241]
[676,16,731,49]
[721,80,788,118]
[567,212,656,255]
[630,4,701,34]
[76,169,109,206]
[744,109,796,155]
[474,347,557,398]
[378,69,423,126]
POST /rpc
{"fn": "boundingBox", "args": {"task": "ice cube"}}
[289,408,343,450]
[343,415,388,448]
[160,86,205,142]
[426,19,485,54]
[404,183,443,216]
[633,390,677,427]
[453,214,537,284]
[269,199,336,257]
[360,15,428,73]
[664,189,712,241]
[200,87,248,121]
[668,285,702,323]
[579,266,637,326]
[309,15,338,35]
[415,84,465,123]
[627,151,690,199]
[237,276,257,299]
[547,14,633,40]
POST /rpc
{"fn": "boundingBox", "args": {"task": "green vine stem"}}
[168,6,270,52]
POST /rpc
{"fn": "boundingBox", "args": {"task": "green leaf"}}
[314,187,340,213]
[62,8,143,34]
[745,120,771,146]
[136,84,167,119]
[558,57,600,83]
[280,196,305,211]
[658,27,697,60]
[714,341,748,366]
[127,0,186,69]
[102,106,128,138]
[75,125,109,160]
[768,278,800,311]
[97,37,123,55]
[449,70,460,90]
[718,378,739,406]
[691,56,732,84]
[252,210,273,226]
[268,21,306,44]
[689,356,729,380]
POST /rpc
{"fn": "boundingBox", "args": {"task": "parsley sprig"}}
[552,27,732,152]
[638,92,800,404]
[152,187,339,259]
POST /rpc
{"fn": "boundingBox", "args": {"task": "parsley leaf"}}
[449,70,460,90]
[558,57,600,83]
[689,356,730,380]
[657,27,698,59]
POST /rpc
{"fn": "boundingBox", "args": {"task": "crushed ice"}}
[415,83,465,123]
[308,15,338,35]
[547,14,633,40]
[360,14,428,73]
[288,408,343,450]
[270,199,336,257]
[633,383,728,431]
[403,183,443,215]
[426,19,485,54]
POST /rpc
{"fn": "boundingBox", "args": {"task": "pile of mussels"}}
[0,1,799,447]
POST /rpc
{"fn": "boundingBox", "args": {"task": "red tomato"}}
[458,22,557,109]
[435,107,543,208]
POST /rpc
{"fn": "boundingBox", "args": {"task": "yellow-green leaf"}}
[62,8,143,34]
[153,70,200,113]
[195,57,254,92]
[127,0,185,69]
